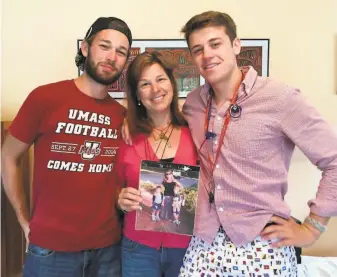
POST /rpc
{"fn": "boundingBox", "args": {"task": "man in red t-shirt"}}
[1,17,132,277]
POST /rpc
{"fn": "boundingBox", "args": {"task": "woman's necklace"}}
[144,122,174,160]
[158,126,174,159]
[153,122,172,148]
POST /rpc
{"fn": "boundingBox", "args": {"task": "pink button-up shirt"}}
[183,66,337,246]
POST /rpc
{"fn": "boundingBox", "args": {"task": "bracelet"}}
[304,216,327,233]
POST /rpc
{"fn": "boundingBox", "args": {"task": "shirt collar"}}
[241,66,258,96]
[199,66,258,102]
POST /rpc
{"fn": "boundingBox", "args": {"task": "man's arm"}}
[1,133,32,234]
[2,86,46,249]
[279,88,337,220]
[261,87,337,247]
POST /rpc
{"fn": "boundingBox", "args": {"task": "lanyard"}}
[203,72,244,173]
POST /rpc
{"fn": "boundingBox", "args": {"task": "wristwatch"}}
[304,216,327,233]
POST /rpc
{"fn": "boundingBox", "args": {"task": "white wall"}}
[1,0,337,256]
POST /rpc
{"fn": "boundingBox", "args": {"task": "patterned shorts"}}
[179,229,297,277]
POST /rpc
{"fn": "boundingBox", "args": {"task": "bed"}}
[298,256,337,277]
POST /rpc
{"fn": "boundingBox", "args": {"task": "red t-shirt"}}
[115,127,198,249]
[9,80,126,251]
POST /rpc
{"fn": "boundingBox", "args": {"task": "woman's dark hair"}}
[126,51,186,136]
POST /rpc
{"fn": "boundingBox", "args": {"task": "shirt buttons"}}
[217,184,221,190]
[219,207,224,212]
[217,116,221,120]
[216,164,220,169]
[214,140,218,145]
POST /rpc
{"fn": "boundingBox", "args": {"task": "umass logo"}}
[78,141,101,160]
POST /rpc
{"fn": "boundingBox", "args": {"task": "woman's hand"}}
[118,187,143,212]
[261,216,321,248]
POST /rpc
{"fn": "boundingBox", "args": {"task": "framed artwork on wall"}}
[77,38,269,99]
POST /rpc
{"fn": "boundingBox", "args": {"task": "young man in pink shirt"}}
[178,11,337,277]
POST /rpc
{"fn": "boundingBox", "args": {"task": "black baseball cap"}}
[75,17,132,69]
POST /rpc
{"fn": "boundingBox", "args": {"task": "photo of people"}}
[136,160,200,236]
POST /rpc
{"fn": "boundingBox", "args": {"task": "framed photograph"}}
[77,38,269,99]
[238,39,270,76]
[136,160,200,236]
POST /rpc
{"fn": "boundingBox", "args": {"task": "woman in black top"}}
[161,169,182,220]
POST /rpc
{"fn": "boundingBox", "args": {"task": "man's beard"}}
[84,51,124,86]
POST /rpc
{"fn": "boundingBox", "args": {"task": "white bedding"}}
[298,256,337,277]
